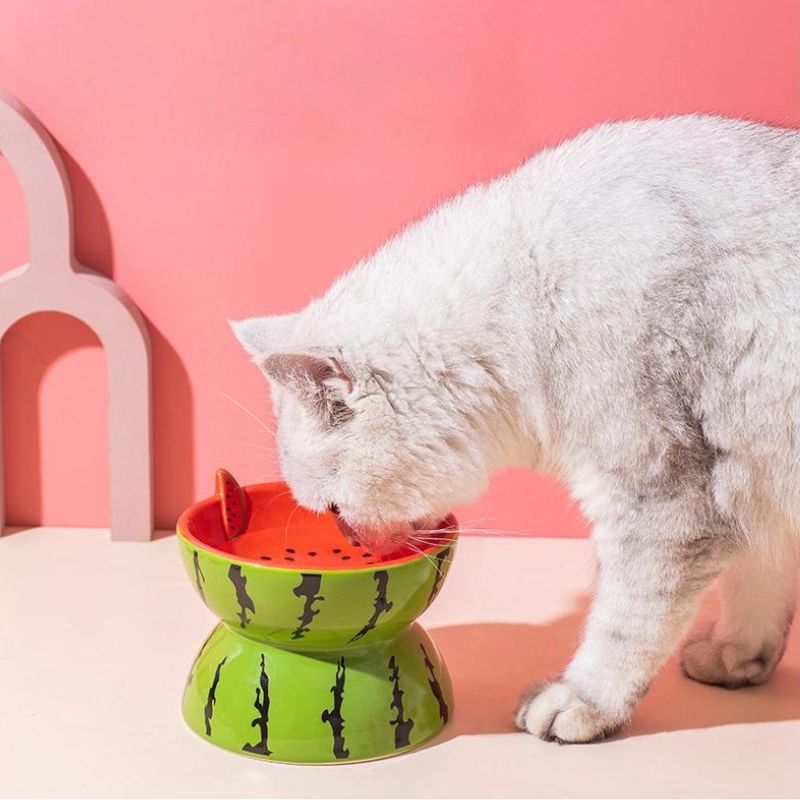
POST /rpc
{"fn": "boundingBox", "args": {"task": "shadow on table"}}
[429,594,800,743]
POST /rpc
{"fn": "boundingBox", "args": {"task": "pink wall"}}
[1,0,798,534]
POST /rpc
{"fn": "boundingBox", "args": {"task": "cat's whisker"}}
[419,525,534,537]
[262,489,293,513]
[406,533,458,546]
[406,541,452,563]
[414,526,518,537]
[404,537,459,557]
[451,512,510,532]
[283,501,301,544]
[402,541,443,576]
[220,391,277,440]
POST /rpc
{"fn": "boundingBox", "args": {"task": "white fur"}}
[233,116,800,741]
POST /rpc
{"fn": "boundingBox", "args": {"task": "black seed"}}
[363,552,372,557]
[342,555,351,561]
[285,556,295,562]
[308,551,317,557]
[352,542,361,547]
[286,548,295,553]
[260,556,272,561]
[333,548,341,554]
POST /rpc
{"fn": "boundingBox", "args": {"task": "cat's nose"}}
[329,503,358,543]
[333,512,360,545]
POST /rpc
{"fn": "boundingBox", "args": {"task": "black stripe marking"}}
[228,564,256,627]
[321,657,349,759]
[420,643,449,723]
[425,547,451,609]
[291,573,324,639]
[349,570,393,643]
[203,656,227,736]
[242,654,273,756]
[388,656,414,748]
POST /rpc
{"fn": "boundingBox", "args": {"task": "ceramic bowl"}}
[178,477,457,764]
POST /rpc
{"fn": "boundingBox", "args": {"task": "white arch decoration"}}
[0,89,153,540]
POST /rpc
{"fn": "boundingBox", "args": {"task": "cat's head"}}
[231,313,510,553]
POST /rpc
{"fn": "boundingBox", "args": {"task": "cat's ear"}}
[261,352,353,397]
[229,317,354,419]
[262,351,355,424]
[228,315,299,356]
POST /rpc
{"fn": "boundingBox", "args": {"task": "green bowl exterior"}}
[182,621,454,763]
[178,532,456,651]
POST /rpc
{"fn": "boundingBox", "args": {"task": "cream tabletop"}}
[1,529,797,799]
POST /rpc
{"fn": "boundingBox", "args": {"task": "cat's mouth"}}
[332,511,415,551]
[331,506,454,555]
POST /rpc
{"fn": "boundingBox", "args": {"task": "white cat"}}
[232,115,800,743]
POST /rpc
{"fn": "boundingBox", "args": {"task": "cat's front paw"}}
[515,681,624,743]
[681,629,788,689]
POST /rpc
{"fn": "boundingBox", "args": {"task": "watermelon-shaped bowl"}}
[178,472,457,764]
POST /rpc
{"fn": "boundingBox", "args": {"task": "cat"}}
[231,115,800,743]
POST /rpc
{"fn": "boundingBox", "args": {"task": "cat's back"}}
[524,115,800,250]
[313,115,799,343]
[513,115,800,332]
[533,114,800,198]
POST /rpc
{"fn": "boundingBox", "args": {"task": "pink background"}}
[1,0,798,534]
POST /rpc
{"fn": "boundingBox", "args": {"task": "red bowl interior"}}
[178,481,457,570]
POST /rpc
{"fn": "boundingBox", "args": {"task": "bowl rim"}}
[177,480,459,574]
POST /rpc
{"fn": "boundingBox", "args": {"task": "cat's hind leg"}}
[681,533,797,688]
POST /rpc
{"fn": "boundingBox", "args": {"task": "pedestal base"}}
[182,622,453,764]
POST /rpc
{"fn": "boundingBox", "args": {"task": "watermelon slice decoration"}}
[215,468,250,540]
